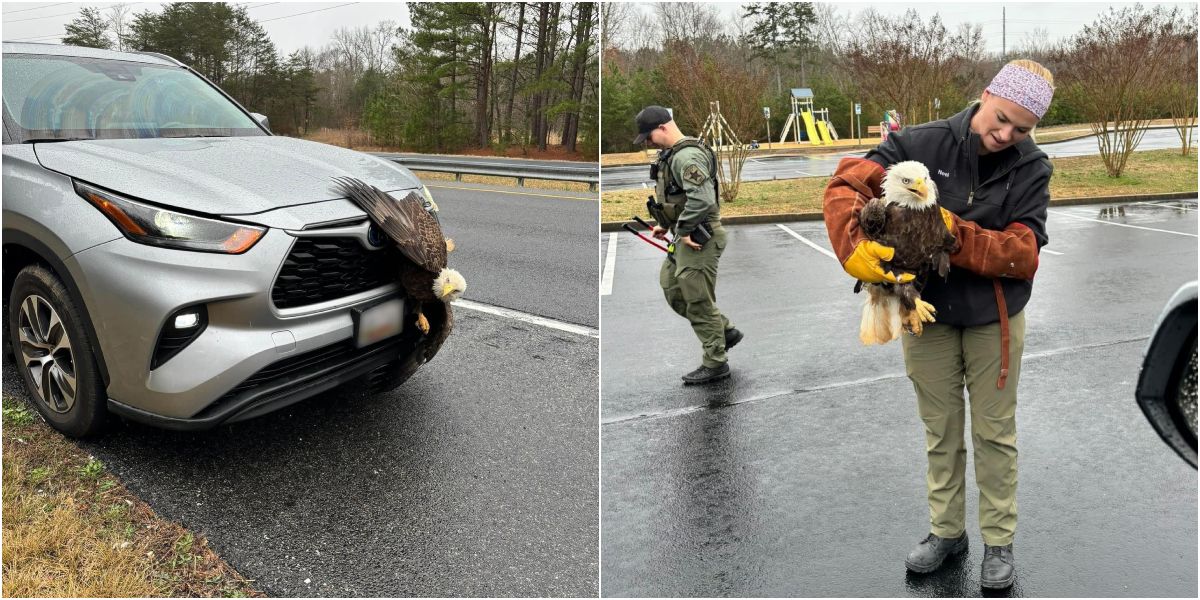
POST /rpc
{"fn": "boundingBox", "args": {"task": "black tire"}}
[7,265,107,437]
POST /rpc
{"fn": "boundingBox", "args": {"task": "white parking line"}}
[776,224,837,260]
[1042,248,1064,256]
[601,232,619,296]
[1048,209,1198,237]
[454,300,599,338]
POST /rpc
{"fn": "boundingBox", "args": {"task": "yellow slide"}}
[801,110,830,145]
[800,110,823,145]
[816,120,833,144]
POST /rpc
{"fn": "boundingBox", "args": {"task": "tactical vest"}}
[652,138,720,227]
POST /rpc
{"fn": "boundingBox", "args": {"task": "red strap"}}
[993,280,1010,390]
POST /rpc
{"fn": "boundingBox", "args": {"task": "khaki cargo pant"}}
[660,224,732,368]
[900,311,1025,546]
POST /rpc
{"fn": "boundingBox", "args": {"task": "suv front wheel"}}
[8,265,107,437]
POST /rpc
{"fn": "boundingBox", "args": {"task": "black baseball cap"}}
[633,105,672,144]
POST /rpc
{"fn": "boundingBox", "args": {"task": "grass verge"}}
[1,393,262,598]
[601,148,1197,222]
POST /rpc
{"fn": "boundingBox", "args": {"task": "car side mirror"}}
[1136,281,1198,468]
[250,112,270,132]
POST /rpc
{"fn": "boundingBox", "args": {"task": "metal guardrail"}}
[378,154,599,191]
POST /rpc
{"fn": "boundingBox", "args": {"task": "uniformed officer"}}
[633,105,742,384]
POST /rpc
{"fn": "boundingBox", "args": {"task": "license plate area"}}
[352,298,404,348]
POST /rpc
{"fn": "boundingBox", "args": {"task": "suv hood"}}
[33,136,422,216]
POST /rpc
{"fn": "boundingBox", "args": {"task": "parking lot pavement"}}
[601,199,1197,597]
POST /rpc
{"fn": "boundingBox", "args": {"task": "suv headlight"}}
[74,182,265,254]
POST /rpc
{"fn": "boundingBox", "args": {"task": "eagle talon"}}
[416,312,430,335]
[914,298,938,324]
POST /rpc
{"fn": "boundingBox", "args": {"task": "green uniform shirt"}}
[668,140,719,237]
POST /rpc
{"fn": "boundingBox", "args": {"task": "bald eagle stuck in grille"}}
[333,177,466,338]
[857,161,957,345]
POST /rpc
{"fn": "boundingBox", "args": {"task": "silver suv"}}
[2,43,449,436]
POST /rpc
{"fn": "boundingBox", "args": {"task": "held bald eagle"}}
[857,161,957,345]
[333,177,466,337]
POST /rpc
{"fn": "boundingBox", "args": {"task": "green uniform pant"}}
[659,224,732,368]
[900,310,1026,546]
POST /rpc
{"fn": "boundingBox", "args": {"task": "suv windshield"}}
[2,53,266,142]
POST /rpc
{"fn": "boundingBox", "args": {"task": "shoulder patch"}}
[682,163,706,186]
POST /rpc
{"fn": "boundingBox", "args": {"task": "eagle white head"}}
[433,268,466,302]
[883,161,938,210]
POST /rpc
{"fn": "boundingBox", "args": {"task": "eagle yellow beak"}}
[442,283,456,298]
[913,178,928,199]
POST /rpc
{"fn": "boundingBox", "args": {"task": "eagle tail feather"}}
[860,285,903,345]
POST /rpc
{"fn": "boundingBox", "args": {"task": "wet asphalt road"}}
[600,199,1198,597]
[3,182,599,596]
[429,181,598,328]
[602,127,1198,190]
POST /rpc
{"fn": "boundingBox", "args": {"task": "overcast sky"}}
[2,2,412,55]
[2,1,1195,57]
[688,1,1195,55]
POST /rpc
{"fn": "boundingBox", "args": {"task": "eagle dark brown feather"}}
[333,177,447,273]
[869,203,956,280]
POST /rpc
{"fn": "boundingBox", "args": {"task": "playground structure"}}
[778,88,839,146]
[698,100,741,149]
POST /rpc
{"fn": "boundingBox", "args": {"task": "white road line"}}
[454,300,599,338]
[1048,209,1198,238]
[1042,248,1064,256]
[601,232,619,296]
[776,223,837,260]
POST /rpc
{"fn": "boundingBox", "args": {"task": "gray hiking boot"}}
[682,363,731,385]
[980,544,1015,589]
[905,532,968,573]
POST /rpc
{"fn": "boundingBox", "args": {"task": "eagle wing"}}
[860,197,889,240]
[333,177,447,273]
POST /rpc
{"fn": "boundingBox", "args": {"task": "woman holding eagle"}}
[823,59,1055,590]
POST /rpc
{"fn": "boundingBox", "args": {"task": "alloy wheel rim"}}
[17,294,77,413]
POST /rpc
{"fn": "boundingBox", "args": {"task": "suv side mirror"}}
[250,112,271,132]
[1136,281,1198,468]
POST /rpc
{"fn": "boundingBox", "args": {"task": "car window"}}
[2,53,265,141]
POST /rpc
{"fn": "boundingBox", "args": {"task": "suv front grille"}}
[272,237,397,309]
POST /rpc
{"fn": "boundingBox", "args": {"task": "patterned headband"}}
[985,64,1054,119]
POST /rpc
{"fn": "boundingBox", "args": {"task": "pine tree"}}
[62,7,113,49]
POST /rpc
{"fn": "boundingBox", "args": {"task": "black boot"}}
[681,363,730,384]
[905,532,968,573]
[980,544,1015,589]
[724,328,744,350]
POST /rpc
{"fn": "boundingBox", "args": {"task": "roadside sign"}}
[934,98,941,109]
[763,107,771,119]
[854,103,861,115]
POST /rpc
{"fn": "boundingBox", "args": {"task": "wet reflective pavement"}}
[601,199,1198,596]
[602,127,1197,190]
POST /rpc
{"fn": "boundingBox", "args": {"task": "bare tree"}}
[842,9,981,127]
[600,1,635,51]
[1165,8,1198,155]
[1059,5,1187,176]
[663,42,769,201]
[107,3,133,51]
[654,3,723,46]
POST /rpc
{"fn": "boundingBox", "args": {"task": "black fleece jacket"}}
[863,103,1053,327]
